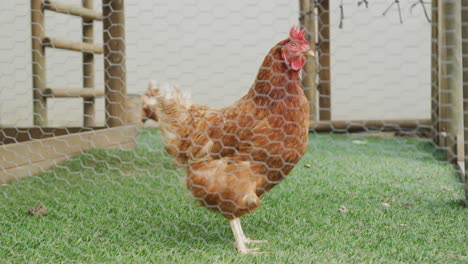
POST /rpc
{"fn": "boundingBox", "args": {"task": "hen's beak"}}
[304,49,315,57]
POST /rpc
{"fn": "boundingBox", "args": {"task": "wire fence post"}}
[317,0,331,121]
[431,0,439,144]
[461,0,468,206]
[31,0,47,126]
[445,0,463,163]
[103,0,127,127]
[299,0,318,124]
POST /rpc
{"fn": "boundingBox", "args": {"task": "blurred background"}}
[0,0,430,127]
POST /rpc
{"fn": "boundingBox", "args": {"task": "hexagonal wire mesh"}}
[1,0,467,262]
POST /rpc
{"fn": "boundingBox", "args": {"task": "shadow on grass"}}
[446,199,467,209]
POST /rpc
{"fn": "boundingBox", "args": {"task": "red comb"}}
[289,26,306,41]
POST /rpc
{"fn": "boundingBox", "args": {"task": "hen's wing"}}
[186,158,260,219]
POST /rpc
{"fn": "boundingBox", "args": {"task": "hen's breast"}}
[213,86,309,195]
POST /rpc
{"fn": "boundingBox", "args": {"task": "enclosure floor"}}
[1,130,467,263]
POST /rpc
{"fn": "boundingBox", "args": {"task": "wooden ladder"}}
[31,0,104,127]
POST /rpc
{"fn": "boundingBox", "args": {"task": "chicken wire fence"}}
[1,0,467,261]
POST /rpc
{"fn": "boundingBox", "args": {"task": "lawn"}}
[1,129,467,263]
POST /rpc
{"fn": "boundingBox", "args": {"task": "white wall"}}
[330,1,431,120]
[0,0,431,127]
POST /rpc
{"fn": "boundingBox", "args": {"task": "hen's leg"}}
[229,218,250,254]
[235,218,267,244]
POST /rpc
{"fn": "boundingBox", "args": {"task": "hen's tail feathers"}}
[141,80,160,121]
[152,81,192,147]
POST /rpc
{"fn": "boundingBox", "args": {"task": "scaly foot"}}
[230,218,269,255]
[237,246,269,255]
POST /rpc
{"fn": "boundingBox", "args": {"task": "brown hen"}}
[153,26,314,254]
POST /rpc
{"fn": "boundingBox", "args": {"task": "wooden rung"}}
[42,37,103,54]
[311,119,432,133]
[44,0,103,21]
[44,88,105,98]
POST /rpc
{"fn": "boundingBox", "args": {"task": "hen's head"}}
[281,26,315,71]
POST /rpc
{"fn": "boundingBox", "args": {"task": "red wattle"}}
[290,56,306,71]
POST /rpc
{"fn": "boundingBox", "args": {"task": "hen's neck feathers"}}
[247,39,301,98]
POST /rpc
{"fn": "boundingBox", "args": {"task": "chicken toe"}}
[230,218,268,254]
[235,217,268,244]
[238,247,266,255]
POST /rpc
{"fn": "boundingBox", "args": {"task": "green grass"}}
[1,129,467,263]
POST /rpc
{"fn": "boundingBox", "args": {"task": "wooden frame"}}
[31,0,47,126]
[43,88,104,98]
[431,0,439,144]
[0,1,141,185]
[437,0,449,149]
[1,127,98,145]
[44,0,103,20]
[0,91,142,184]
[434,0,468,205]
[445,0,463,163]
[299,0,331,123]
[462,0,468,206]
[432,0,464,164]
[0,125,140,184]
[310,119,431,134]
[32,0,105,127]
[317,0,331,120]
[42,37,103,54]
[103,0,127,127]
[299,0,318,123]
